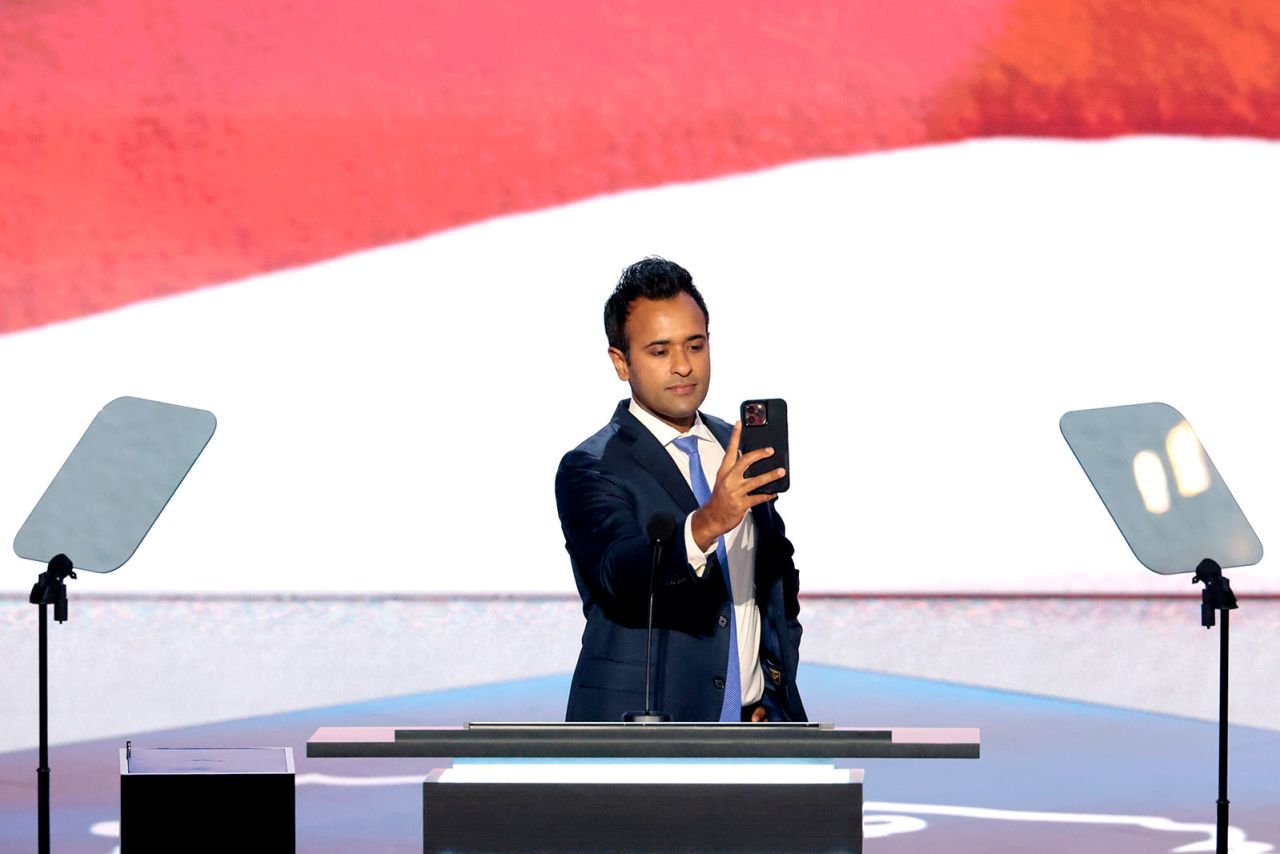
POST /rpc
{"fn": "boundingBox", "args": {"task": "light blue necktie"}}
[673,435,741,723]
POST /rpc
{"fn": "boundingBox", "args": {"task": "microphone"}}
[623,512,676,723]
[647,511,677,548]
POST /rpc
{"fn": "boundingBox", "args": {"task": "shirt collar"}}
[628,398,714,447]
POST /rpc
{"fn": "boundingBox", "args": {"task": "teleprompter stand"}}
[29,554,75,854]
[13,397,215,853]
[1062,402,1262,854]
[1192,558,1238,852]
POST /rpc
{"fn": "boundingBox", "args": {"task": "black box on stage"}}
[119,746,294,852]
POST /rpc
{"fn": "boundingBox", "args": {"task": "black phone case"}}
[739,398,789,494]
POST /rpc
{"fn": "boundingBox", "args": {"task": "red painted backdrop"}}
[2,0,1277,333]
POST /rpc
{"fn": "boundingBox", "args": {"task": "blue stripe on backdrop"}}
[1,665,1276,853]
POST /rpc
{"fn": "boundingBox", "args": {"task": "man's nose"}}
[670,348,693,375]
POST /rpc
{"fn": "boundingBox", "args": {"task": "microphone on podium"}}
[624,512,676,723]
[646,511,677,553]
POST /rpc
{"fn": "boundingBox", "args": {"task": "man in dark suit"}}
[555,257,806,723]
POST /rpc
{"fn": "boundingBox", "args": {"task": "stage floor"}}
[1,664,1276,853]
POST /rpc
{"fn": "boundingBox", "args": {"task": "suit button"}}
[718,615,728,628]
[713,677,725,690]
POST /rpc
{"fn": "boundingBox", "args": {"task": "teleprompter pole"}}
[30,553,75,854]
[1218,607,1229,854]
[1192,558,1237,854]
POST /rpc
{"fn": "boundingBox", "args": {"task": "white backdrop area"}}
[1,136,1275,595]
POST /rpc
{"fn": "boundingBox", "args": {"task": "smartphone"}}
[739,398,789,494]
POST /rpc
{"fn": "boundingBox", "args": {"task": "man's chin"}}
[658,399,705,425]
[633,391,706,427]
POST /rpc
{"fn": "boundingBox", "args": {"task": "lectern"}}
[308,722,979,853]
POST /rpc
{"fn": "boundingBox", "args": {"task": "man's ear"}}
[608,347,629,381]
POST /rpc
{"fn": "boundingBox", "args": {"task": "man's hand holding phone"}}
[690,421,786,553]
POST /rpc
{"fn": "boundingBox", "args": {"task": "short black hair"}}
[604,257,710,358]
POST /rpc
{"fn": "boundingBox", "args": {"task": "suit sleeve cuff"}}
[684,514,710,579]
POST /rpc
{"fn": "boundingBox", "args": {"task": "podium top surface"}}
[306,724,979,760]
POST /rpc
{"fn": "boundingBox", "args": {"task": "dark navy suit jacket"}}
[555,400,806,722]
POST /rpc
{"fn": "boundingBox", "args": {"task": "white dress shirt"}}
[628,399,765,706]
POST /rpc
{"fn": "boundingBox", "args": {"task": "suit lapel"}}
[614,402,699,514]
[706,416,732,450]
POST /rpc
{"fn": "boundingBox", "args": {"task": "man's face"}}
[609,292,710,431]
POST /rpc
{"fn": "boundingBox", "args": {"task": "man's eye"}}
[689,343,704,351]
[651,349,667,357]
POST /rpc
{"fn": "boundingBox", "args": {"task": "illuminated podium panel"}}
[307,723,980,854]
